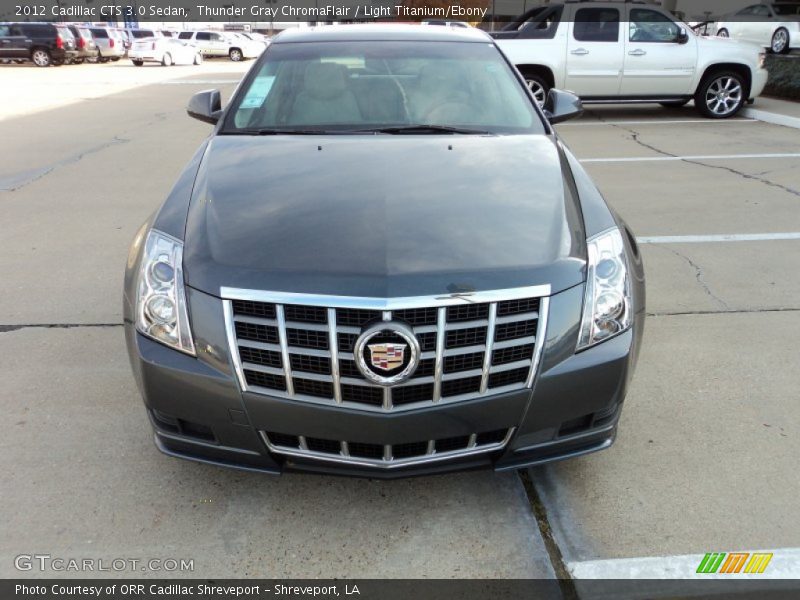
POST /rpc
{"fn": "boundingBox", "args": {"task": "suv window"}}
[0,25,9,37]
[23,24,51,37]
[518,6,563,39]
[196,32,211,41]
[90,28,109,39]
[573,8,620,42]
[178,32,193,39]
[629,9,680,42]
[211,33,224,41]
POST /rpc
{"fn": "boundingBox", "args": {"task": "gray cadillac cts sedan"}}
[124,25,645,478]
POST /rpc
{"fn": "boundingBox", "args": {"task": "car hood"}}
[183,134,586,299]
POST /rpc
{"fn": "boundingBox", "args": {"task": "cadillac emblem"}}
[354,322,420,386]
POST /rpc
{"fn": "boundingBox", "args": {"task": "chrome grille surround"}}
[222,285,551,413]
[261,428,515,469]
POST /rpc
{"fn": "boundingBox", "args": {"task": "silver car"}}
[89,27,124,62]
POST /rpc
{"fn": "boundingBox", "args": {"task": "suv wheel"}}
[132,60,144,67]
[31,48,51,67]
[771,28,790,54]
[520,72,549,107]
[695,71,745,119]
[161,53,173,67]
[229,48,243,62]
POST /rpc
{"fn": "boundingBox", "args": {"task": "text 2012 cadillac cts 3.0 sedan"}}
[124,25,645,478]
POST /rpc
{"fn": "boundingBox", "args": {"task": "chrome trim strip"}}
[221,286,552,310]
[433,307,446,402]
[261,428,515,470]
[467,433,477,449]
[526,296,550,388]
[383,387,392,411]
[480,303,497,394]
[222,300,248,391]
[275,305,294,396]
[327,308,342,404]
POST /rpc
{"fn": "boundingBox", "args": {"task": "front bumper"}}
[125,284,643,478]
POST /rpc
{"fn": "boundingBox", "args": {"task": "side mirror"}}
[187,89,222,125]
[542,89,583,124]
[676,27,689,44]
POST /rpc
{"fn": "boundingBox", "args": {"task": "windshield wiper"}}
[350,125,494,135]
[226,128,339,135]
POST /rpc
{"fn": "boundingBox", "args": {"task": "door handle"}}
[570,48,590,56]
[628,49,647,56]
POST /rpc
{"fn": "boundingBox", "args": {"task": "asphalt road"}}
[1,61,798,582]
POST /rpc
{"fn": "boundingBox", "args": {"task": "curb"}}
[742,107,800,130]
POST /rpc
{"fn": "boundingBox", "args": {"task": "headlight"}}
[577,228,632,351]
[135,229,195,355]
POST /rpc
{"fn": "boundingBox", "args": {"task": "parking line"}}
[568,547,800,579]
[639,233,800,244]
[582,153,800,163]
[561,119,757,126]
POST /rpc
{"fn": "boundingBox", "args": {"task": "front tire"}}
[695,71,746,119]
[161,53,172,67]
[717,28,729,38]
[771,28,790,54]
[520,71,549,107]
[132,60,144,67]
[229,48,243,62]
[31,48,51,67]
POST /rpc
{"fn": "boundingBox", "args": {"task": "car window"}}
[519,6,563,39]
[772,3,800,15]
[23,24,49,36]
[0,25,9,37]
[211,33,224,41]
[629,9,680,42]
[573,8,620,42]
[225,41,544,134]
[90,29,109,39]
[196,32,211,41]
[178,32,193,39]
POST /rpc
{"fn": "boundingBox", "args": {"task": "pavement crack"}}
[519,470,578,597]
[0,323,123,333]
[654,243,730,310]
[649,307,800,317]
[587,111,800,199]
[0,136,129,192]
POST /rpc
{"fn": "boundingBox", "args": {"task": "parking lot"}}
[1,61,798,582]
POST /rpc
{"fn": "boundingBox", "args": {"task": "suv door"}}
[209,32,228,56]
[565,6,624,97]
[194,32,212,54]
[621,7,697,96]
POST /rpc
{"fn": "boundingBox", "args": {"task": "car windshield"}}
[773,3,800,15]
[224,40,544,135]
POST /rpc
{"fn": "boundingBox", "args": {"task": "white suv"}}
[177,30,261,61]
[492,1,768,118]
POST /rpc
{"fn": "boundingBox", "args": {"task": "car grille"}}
[222,287,549,412]
[261,428,514,469]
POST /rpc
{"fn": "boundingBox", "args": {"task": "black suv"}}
[0,22,77,67]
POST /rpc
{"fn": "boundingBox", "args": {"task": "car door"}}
[621,7,697,96]
[565,6,624,97]
[8,24,32,59]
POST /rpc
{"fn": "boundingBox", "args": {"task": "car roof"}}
[272,24,491,44]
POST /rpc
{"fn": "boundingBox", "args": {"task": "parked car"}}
[66,24,97,64]
[177,30,261,61]
[492,1,768,118]
[716,2,800,54]
[89,27,124,62]
[0,22,77,67]
[124,25,645,478]
[129,37,203,66]
[124,28,163,45]
[225,32,266,60]
[421,20,472,28]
